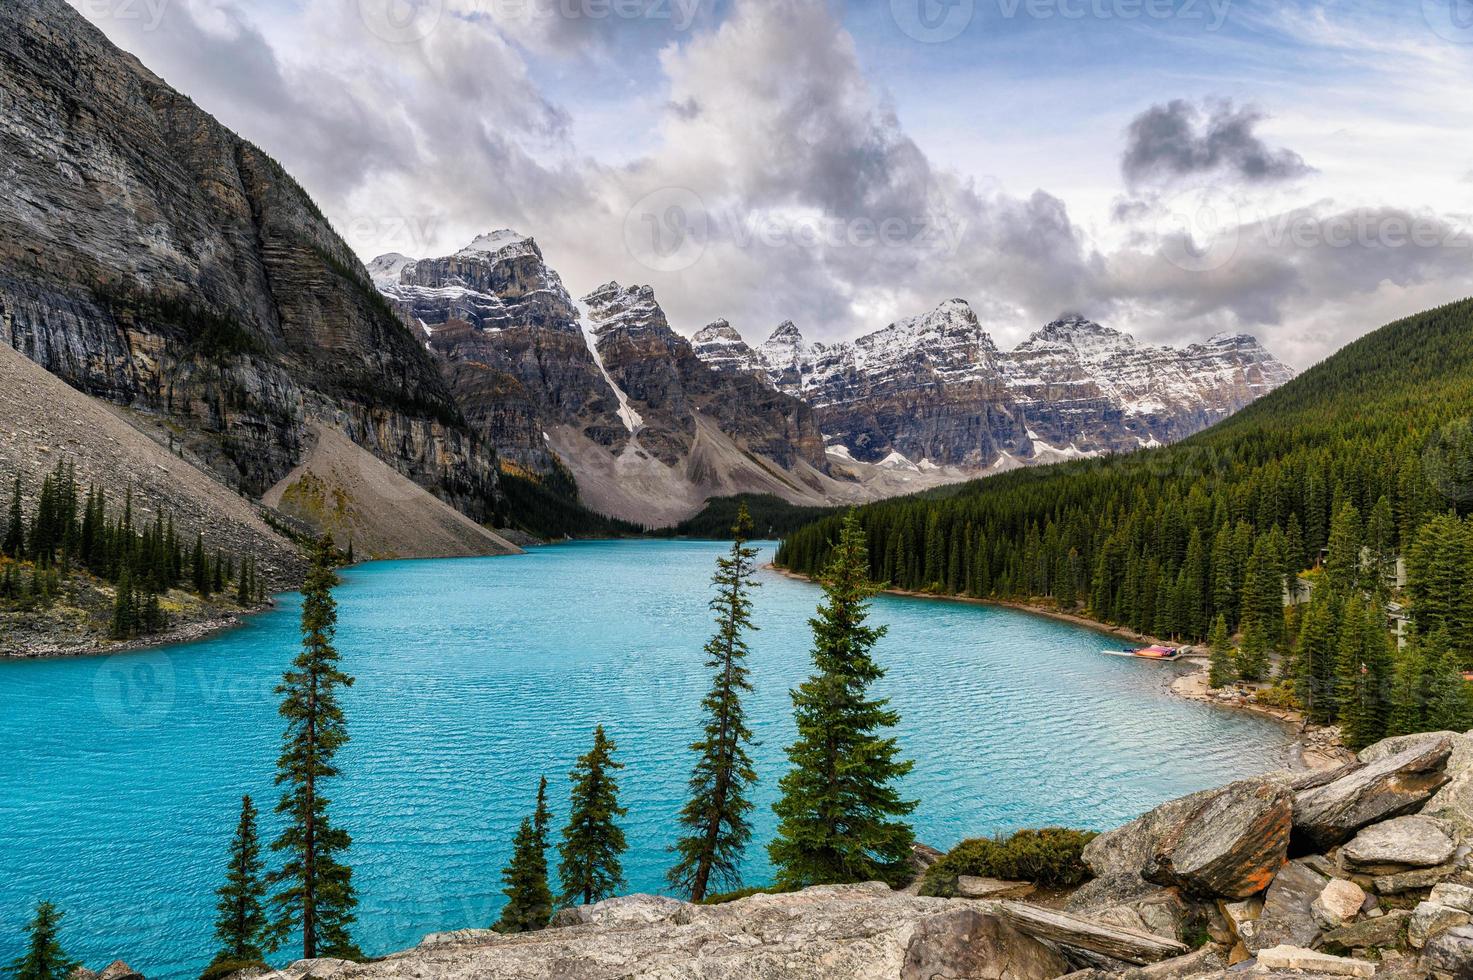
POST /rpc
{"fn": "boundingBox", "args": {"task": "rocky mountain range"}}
[0,0,1293,536]
[692,302,1296,470]
[374,232,1293,523]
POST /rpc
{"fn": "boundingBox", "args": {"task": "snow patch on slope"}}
[575,300,643,434]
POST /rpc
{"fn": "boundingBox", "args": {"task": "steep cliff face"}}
[373,232,628,473]
[695,303,1295,468]
[582,282,829,473]
[0,0,499,519]
[373,241,833,525]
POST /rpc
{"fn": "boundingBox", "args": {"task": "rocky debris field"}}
[176,728,1473,980]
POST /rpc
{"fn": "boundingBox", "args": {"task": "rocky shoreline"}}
[192,728,1473,980]
[1,603,268,661]
[767,564,1342,765]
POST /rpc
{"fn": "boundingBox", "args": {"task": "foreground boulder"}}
[1140,780,1291,898]
[240,885,1018,980]
[1245,859,1329,953]
[1293,737,1453,850]
[900,907,1071,980]
[990,900,1189,964]
[1341,815,1457,872]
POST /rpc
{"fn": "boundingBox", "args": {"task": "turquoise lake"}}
[1,539,1295,977]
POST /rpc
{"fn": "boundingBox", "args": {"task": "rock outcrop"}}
[0,0,503,531]
[225,728,1473,980]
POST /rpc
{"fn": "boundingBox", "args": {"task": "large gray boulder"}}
[1341,815,1457,872]
[1083,789,1218,878]
[247,884,986,980]
[1362,731,1473,840]
[1424,923,1473,978]
[1246,860,1330,953]
[1293,737,1454,850]
[899,907,1071,980]
[1140,780,1292,898]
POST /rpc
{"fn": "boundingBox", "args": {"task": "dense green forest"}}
[777,299,1473,747]
[496,467,645,540]
[1,461,266,639]
[664,495,840,540]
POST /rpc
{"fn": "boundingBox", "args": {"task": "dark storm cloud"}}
[1122,99,1314,188]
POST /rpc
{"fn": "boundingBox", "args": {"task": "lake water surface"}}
[1,540,1294,977]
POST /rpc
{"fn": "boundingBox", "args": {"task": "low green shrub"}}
[919,827,1097,897]
[699,884,792,905]
[1255,682,1302,710]
[199,957,268,980]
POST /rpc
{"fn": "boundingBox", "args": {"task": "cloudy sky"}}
[72,0,1473,367]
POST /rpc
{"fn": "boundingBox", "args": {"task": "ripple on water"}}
[0,540,1292,979]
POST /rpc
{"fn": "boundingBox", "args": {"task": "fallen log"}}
[992,901,1189,965]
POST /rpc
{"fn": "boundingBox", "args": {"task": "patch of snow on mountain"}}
[575,299,644,434]
[457,229,529,258]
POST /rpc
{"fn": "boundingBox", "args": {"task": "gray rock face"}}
[1141,780,1292,899]
[692,306,1293,469]
[1293,737,1454,850]
[1247,860,1330,953]
[1361,732,1473,840]
[1321,908,1410,951]
[1411,901,1473,949]
[1342,815,1457,872]
[0,0,503,522]
[251,885,985,980]
[900,907,1072,980]
[1423,923,1473,978]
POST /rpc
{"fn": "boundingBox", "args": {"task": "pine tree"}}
[1207,614,1235,688]
[1235,621,1270,682]
[1325,502,1364,593]
[8,901,79,980]
[557,726,628,908]
[494,816,554,933]
[193,533,209,596]
[1295,589,1340,723]
[110,566,137,640]
[210,795,269,967]
[533,775,552,850]
[769,512,916,890]
[268,537,359,960]
[668,504,760,901]
[3,475,23,559]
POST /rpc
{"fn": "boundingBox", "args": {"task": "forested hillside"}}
[777,299,1473,747]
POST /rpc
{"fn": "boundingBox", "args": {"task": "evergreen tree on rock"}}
[668,503,761,902]
[8,902,79,980]
[494,815,554,933]
[557,726,628,908]
[267,536,359,960]
[210,795,269,968]
[769,511,917,890]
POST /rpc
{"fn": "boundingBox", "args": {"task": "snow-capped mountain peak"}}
[456,229,530,259]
